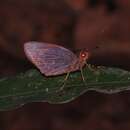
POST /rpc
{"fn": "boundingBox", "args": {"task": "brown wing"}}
[24,42,78,76]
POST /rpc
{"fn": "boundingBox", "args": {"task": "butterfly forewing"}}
[24,42,78,76]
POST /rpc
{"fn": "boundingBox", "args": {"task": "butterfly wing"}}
[24,42,78,76]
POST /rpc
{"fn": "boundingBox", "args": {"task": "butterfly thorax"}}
[78,50,89,67]
[66,50,89,73]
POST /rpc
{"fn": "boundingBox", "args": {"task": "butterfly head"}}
[79,50,89,62]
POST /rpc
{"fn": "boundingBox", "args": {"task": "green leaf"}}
[0,66,130,110]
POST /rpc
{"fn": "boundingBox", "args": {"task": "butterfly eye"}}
[80,50,89,61]
[81,53,86,58]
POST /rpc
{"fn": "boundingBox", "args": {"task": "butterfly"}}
[24,42,89,90]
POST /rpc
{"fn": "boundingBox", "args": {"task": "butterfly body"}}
[24,42,89,76]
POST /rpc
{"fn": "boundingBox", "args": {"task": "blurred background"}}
[0,0,130,129]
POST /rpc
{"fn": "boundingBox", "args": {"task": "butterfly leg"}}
[58,72,70,91]
[80,67,85,82]
[85,62,94,71]
[80,62,93,85]
[85,62,99,82]
[80,66,87,86]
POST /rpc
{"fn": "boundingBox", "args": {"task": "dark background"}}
[0,0,130,129]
